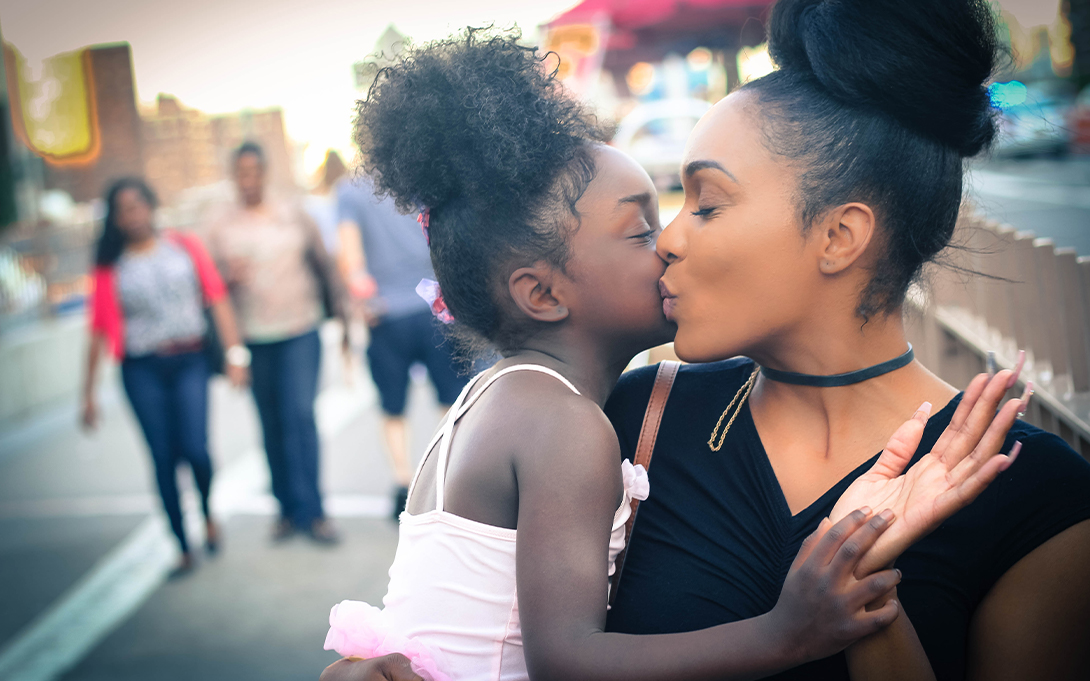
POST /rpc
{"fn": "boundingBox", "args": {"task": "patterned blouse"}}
[115,240,206,356]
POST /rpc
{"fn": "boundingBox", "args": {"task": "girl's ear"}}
[509,263,569,323]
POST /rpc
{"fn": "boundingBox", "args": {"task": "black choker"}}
[760,344,914,387]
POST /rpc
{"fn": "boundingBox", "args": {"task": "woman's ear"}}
[816,203,876,274]
[508,263,569,323]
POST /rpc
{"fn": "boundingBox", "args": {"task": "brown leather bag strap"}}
[608,360,680,607]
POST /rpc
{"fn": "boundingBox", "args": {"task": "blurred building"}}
[4,41,295,208]
[8,44,146,204]
[143,95,294,204]
[142,95,219,204]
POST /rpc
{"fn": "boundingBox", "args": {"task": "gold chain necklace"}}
[708,367,760,452]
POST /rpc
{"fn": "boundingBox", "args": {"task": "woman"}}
[337,1,1089,679]
[82,177,249,576]
[604,0,1090,679]
[205,142,348,544]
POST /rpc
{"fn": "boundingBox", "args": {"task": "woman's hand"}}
[319,655,423,681]
[225,363,249,389]
[830,368,1027,577]
[768,508,904,664]
[80,395,99,431]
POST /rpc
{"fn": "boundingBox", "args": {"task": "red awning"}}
[547,0,773,63]
[550,0,771,31]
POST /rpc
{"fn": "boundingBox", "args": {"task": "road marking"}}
[0,516,174,681]
[0,378,375,681]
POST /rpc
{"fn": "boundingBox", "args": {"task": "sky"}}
[0,0,580,171]
[0,0,1065,175]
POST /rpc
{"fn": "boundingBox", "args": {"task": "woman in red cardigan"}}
[82,177,248,576]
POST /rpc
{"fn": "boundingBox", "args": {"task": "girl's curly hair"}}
[355,27,605,353]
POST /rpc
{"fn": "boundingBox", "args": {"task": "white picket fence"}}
[906,207,1090,458]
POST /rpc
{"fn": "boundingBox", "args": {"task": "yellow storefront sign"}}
[4,44,100,165]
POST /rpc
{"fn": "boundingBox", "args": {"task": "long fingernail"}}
[1002,440,1020,466]
[986,351,997,377]
[915,401,933,420]
[1016,382,1034,418]
[879,509,895,522]
[1007,350,1026,389]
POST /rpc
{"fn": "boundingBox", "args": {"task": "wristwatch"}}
[225,344,252,368]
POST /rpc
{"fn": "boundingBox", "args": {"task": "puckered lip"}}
[658,280,675,300]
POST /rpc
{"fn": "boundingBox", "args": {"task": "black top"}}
[604,359,1090,680]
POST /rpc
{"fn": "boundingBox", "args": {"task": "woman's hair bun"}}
[355,27,600,214]
[767,0,1000,157]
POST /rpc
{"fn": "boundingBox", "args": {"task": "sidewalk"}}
[0,323,450,681]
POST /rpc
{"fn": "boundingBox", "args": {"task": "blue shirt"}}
[337,178,434,320]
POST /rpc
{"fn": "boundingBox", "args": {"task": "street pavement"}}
[0,323,450,681]
[967,156,1090,256]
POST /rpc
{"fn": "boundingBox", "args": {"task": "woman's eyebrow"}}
[684,159,738,183]
[616,191,653,209]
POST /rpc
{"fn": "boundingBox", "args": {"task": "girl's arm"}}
[846,587,935,681]
[81,332,105,430]
[515,401,901,681]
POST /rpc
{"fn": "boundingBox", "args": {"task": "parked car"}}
[612,98,711,190]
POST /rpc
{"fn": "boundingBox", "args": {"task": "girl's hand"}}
[319,655,423,681]
[829,368,1026,577]
[769,508,903,664]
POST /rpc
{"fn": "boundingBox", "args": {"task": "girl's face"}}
[562,145,676,357]
[657,92,822,363]
[114,187,155,242]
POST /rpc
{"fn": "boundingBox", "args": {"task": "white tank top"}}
[325,365,650,681]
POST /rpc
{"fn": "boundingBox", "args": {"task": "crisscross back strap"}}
[407,364,581,513]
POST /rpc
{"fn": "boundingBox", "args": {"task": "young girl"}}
[323,29,1024,681]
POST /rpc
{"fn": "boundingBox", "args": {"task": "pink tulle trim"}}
[324,600,452,681]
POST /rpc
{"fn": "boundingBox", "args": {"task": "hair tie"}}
[416,204,430,245]
[416,278,454,324]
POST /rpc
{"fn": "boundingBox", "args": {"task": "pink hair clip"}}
[417,207,430,245]
[416,278,454,324]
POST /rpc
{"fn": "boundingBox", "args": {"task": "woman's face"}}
[235,153,265,206]
[562,145,676,357]
[657,91,822,363]
[114,187,155,242]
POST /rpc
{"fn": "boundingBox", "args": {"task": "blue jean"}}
[249,329,324,527]
[121,351,212,554]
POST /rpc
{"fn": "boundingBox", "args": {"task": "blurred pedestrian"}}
[304,150,348,257]
[206,141,347,544]
[336,176,468,518]
[82,177,248,576]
